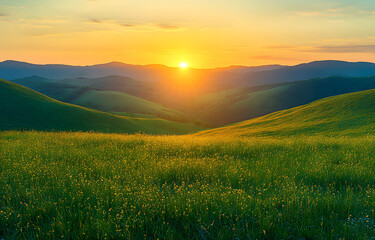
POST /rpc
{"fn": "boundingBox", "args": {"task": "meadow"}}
[1,131,374,239]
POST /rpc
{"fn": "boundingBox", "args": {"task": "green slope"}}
[192,76,375,126]
[69,89,190,121]
[0,78,204,134]
[59,75,147,97]
[13,76,190,122]
[195,89,375,137]
[13,76,80,100]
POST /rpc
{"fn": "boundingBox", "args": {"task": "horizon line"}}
[1,59,375,70]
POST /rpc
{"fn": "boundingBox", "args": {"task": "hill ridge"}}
[195,89,375,137]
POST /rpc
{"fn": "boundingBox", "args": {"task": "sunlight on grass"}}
[0,131,374,239]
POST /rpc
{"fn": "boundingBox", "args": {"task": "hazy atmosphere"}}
[2,0,375,67]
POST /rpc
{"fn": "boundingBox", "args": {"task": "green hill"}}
[13,76,80,100]
[0,78,204,134]
[13,76,191,122]
[59,75,147,97]
[192,76,375,126]
[68,90,190,121]
[195,89,375,137]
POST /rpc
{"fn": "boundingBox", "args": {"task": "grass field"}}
[1,131,374,239]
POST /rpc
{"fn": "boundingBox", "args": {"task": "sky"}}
[1,0,375,68]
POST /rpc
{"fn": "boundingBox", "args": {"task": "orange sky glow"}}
[1,0,375,68]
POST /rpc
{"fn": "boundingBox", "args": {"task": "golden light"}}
[179,62,188,68]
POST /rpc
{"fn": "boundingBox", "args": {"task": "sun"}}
[179,62,188,68]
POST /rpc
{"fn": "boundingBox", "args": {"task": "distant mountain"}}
[0,60,85,80]
[0,60,233,85]
[191,75,375,126]
[195,88,375,137]
[0,78,204,134]
[233,60,375,87]
[215,64,284,73]
[0,60,178,81]
[3,60,375,89]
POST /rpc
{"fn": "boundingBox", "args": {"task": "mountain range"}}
[3,59,375,132]
[3,60,375,88]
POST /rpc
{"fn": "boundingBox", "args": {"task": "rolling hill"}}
[12,76,81,100]
[192,76,375,126]
[69,89,190,121]
[9,60,375,127]
[0,78,204,134]
[59,75,148,97]
[12,76,192,122]
[195,89,375,137]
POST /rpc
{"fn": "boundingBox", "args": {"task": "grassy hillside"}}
[0,78,204,134]
[68,90,190,121]
[12,76,191,122]
[196,89,375,137]
[13,76,80,100]
[1,131,374,239]
[110,112,157,119]
[59,75,147,97]
[193,76,375,125]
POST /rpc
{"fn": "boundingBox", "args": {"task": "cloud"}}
[312,45,375,53]
[251,55,301,62]
[156,23,183,30]
[12,18,67,29]
[0,13,8,17]
[297,8,345,17]
[88,18,102,23]
[119,23,136,27]
[298,11,326,17]
[87,18,137,27]
[264,42,375,54]
[264,45,297,50]
[86,18,184,31]
[297,7,375,18]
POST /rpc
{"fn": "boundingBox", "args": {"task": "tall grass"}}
[0,131,374,239]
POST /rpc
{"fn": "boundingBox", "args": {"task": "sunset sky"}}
[1,0,375,68]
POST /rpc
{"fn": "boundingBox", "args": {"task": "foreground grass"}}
[0,132,374,239]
